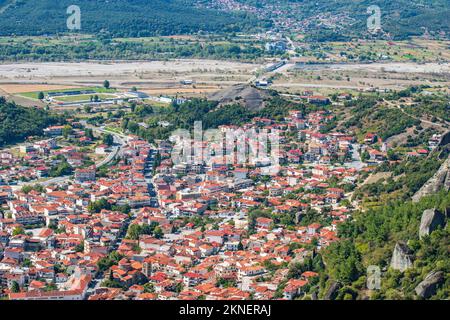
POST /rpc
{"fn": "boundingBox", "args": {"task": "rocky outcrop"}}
[390,242,413,272]
[415,271,444,299]
[208,84,269,111]
[437,130,450,148]
[323,281,340,300]
[412,157,450,203]
[419,208,446,239]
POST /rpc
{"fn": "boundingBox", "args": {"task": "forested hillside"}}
[0,0,261,37]
[210,0,450,40]
[0,97,62,147]
[318,190,450,300]
[300,0,450,40]
[0,0,447,39]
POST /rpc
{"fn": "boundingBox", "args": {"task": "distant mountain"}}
[0,0,262,37]
[201,0,450,40]
[0,0,448,40]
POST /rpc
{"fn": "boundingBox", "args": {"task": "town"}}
[1,87,445,301]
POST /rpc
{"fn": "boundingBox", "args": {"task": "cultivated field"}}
[0,84,79,94]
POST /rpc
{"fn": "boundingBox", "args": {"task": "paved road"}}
[346,143,366,170]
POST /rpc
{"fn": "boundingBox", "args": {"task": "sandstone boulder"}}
[415,271,444,299]
[413,157,450,203]
[419,208,446,239]
[323,281,340,300]
[390,242,413,272]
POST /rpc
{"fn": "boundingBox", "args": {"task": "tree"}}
[143,282,154,293]
[126,222,158,240]
[49,158,73,177]
[21,185,33,194]
[21,184,43,194]
[75,241,84,253]
[84,105,92,113]
[62,125,72,139]
[103,80,110,89]
[103,133,114,146]
[38,92,45,100]
[97,251,125,272]
[10,281,20,293]
[87,198,111,213]
[12,226,25,236]
[85,128,94,140]
[153,226,163,239]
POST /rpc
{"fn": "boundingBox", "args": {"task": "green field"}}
[54,93,118,103]
[17,87,117,100]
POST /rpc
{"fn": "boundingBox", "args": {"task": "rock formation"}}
[412,157,450,203]
[415,271,444,299]
[390,242,413,272]
[323,281,340,300]
[419,208,446,239]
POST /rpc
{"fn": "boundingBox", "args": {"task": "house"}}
[283,279,308,300]
[307,96,330,105]
[19,145,35,154]
[74,167,96,182]
[256,217,273,231]
[44,126,65,137]
[204,230,225,245]
[307,223,321,235]
[183,272,205,287]
[95,145,110,155]
[265,41,287,53]
[368,149,386,161]
[237,265,265,280]
[364,133,377,144]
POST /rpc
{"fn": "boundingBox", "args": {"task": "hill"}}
[0,97,62,147]
[0,0,262,37]
[208,84,271,111]
[0,1,448,40]
[203,0,450,40]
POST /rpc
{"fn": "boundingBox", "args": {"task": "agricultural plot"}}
[53,93,118,103]
[15,87,117,101]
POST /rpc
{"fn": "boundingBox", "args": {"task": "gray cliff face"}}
[419,208,446,239]
[323,281,340,300]
[412,157,450,203]
[415,271,444,299]
[390,242,413,272]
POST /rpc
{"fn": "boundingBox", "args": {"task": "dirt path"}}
[384,100,449,130]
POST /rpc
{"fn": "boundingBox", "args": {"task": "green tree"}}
[62,125,72,139]
[10,281,20,293]
[103,133,114,146]
[12,226,25,236]
[84,105,92,113]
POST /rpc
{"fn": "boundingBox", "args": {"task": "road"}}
[285,36,297,56]
[249,61,294,86]
[346,143,366,171]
